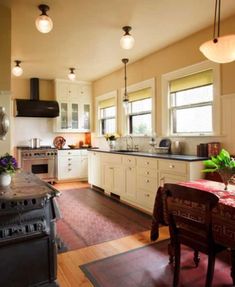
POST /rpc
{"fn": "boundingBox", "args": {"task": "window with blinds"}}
[98,97,116,135]
[169,69,213,134]
[127,87,152,135]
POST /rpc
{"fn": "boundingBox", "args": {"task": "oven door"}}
[22,158,55,181]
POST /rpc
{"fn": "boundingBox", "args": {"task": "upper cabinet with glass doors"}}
[54,79,92,133]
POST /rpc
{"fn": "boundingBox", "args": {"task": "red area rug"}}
[80,239,233,287]
[56,188,151,252]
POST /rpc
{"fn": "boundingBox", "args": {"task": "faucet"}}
[126,135,137,151]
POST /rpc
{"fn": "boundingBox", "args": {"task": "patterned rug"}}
[80,239,233,287]
[56,188,151,252]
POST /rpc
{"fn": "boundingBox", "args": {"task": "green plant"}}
[0,153,18,175]
[104,133,119,141]
[203,149,235,172]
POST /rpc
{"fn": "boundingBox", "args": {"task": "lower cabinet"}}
[57,149,88,181]
[88,151,204,214]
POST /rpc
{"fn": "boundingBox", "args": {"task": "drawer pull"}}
[146,162,150,165]
[68,168,72,171]
[144,193,150,197]
[129,167,132,171]
[146,171,150,175]
[146,179,150,183]
[128,159,131,162]
[68,163,71,166]
[109,167,114,170]
[169,164,175,168]
[68,152,71,155]
[68,158,72,161]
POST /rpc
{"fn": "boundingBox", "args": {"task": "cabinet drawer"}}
[137,188,156,210]
[57,149,81,156]
[123,155,136,166]
[137,167,157,178]
[159,172,186,186]
[102,154,122,164]
[159,160,187,174]
[137,157,158,169]
[137,175,158,192]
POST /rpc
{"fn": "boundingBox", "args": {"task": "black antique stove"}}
[0,171,60,287]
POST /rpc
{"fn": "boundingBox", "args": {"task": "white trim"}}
[95,90,118,135]
[121,78,155,136]
[161,60,221,137]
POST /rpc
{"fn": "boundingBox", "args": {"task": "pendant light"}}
[68,68,76,81]
[122,58,129,111]
[35,4,53,33]
[199,0,235,63]
[12,60,23,77]
[120,26,135,50]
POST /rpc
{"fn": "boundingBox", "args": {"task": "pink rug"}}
[56,188,151,251]
[80,239,233,287]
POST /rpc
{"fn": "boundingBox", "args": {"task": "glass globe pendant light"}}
[122,58,129,112]
[120,26,135,50]
[12,60,23,77]
[35,4,53,34]
[199,0,235,63]
[68,68,76,81]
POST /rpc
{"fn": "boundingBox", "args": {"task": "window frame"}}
[121,78,155,137]
[95,90,117,136]
[162,61,220,137]
[100,106,116,135]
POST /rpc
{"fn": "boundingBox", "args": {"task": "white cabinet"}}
[102,154,124,196]
[88,151,102,187]
[57,149,88,181]
[88,151,204,214]
[54,80,91,132]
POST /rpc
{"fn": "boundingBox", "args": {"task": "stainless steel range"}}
[18,146,57,183]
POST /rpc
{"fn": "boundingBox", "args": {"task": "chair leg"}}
[205,253,215,287]
[230,249,235,286]
[173,242,181,287]
[193,250,200,267]
[168,242,174,264]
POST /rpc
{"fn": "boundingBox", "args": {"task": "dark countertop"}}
[88,148,207,162]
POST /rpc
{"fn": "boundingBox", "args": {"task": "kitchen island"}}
[88,149,206,213]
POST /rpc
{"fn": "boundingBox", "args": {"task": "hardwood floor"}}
[55,181,169,287]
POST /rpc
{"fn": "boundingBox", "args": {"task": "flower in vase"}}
[0,153,18,175]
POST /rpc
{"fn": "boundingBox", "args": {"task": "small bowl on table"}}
[68,144,76,149]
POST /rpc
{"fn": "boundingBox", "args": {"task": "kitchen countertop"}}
[88,148,207,162]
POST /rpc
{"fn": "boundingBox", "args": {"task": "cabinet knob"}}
[144,193,150,197]
[146,171,150,175]
[146,162,149,165]
[169,164,175,168]
[146,179,150,183]
[129,167,132,171]
[68,168,72,171]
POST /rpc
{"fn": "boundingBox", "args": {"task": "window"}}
[162,61,220,136]
[96,91,117,136]
[170,70,213,134]
[123,78,155,136]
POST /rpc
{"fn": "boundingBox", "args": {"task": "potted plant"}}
[104,133,119,150]
[203,148,235,190]
[0,153,18,187]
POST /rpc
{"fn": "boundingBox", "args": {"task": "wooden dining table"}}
[151,179,235,284]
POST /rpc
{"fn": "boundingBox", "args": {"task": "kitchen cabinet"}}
[102,154,124,196]
[88,151,204,213]
[88,151,102,187]
[54,79,91,132]
[57,149,88,181]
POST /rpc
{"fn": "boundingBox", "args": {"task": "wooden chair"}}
[164,183,226,287]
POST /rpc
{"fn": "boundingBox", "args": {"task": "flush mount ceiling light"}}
[12,60,23,77]
[120,26,135,50]
[199,0,235,63]
[35,4,53,33]
[68,68,76,81]
[122,58,129,111]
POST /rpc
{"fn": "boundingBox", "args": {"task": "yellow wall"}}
[93,15,235,137]
[0,5,11,91]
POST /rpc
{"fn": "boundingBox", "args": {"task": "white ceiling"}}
[1,0,235,82]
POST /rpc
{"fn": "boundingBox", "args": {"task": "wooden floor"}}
[54,181,169,287]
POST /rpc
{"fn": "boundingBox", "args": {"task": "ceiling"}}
[1,0,235,82]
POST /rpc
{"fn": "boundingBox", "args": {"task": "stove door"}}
[22,158,55,180]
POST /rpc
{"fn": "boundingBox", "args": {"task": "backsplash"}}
[12,117,85,148]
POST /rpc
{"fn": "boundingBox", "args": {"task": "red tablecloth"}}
[151,180,235,248]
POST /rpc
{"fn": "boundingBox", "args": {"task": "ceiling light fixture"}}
[199,0,235,63]
[122,58,129,111]
[35,4,53,34]
[68,68,76,81]
[120,26,135,50]
[12,60,23,77]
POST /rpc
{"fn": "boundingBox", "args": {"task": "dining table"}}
[151,179,235,284]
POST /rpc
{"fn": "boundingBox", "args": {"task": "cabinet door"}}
[113,166,124,196]
[79,103,90,131]
[103,164,114,192]
[80,156,88,178]
[60,102,69,130]
[123,166,137,201]
[88,152,101,187]
[71,103,79,130]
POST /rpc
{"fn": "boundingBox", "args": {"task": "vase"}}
[217,168,234,190]
[109,140,116,151]
[0,173,11,187]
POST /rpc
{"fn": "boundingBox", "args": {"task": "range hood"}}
[15,78,59,118]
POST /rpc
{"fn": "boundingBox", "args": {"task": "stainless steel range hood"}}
[15,78,59,118]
